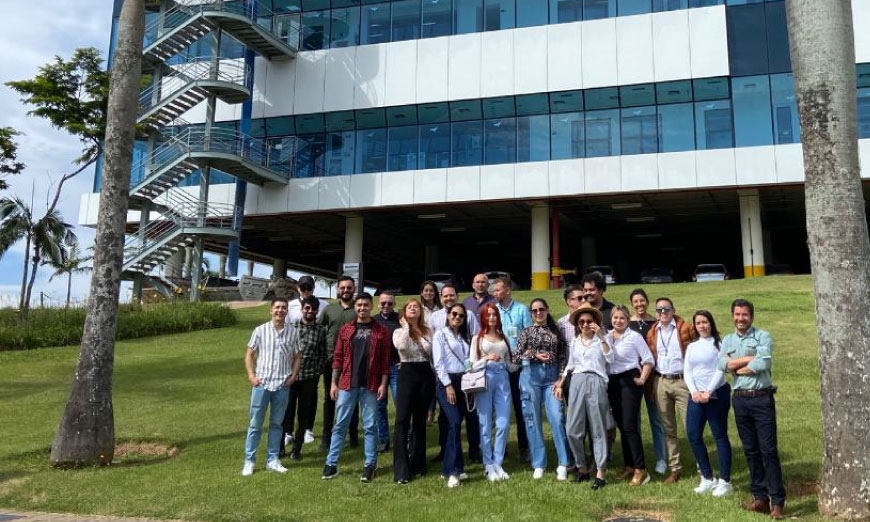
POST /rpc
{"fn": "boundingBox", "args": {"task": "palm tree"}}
[46,241,92,307]
[0,196,34,310]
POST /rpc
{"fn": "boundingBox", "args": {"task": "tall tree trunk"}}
[50,0,144,467]
[21,245,41,320]
[18,233,30,311]
[785,1,870,518]
[66,272,72,308]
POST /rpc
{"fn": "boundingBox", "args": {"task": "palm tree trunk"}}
[66,272,72,308]
[21,245,41,321]
[18,233,30,311]
[785,1,870,518]
[50,0,144,467]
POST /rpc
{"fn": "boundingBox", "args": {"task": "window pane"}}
[450,100,483,121]
[325,131,355,175]
[301,10,329,50]
[296,114,325,134]
[454,0,484,34]
[550,91,584,113]
[451,120,483,166]
[355,128,387,173]
[585,87,620,109]
[419,123,451,168]
[583,0,615,20]
[695,100,733,149]
[585,109,620,157]
[484,0,515,30]
[693,77,729,101]
[356,108,386,128]
[331,0,360,8]
[771,73,799,144]
[325,111,356,131]
[422,0,452,37]
[858,64,870,88]
[361,3,390,44]
[765,2,791,74]
[303,0,330,10]
[550,112,584,159]
[516,94,550,115]
[550,0,583,23]
[656,80,692,104]
[517,114,550,162]
[517,0,548,27]
[266,116,295,136]
[726,4,768,76]
[295,134,326,178]
[859,88,870,140]
[657,102,694,152]
[652,0,686,11]
[620,84,655,107]
[621,106,657,155]
[387,125,419,171]
[482,96,516,118]
[419,102,450,123]
[618,0,650,16]
[689,0,722,6]
[387,106,419,126]
[392,0,421,41]
[330,7,360,47]
[484,117,517,164]
[732,75,773,147]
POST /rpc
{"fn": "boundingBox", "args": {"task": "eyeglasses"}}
[379,301,395,306]
[450,311,466,319]
[655,306,674,313]
[531,308,547,314]
[577,320,595,326]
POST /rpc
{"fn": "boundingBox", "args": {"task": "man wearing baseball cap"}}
[288,275,329,324]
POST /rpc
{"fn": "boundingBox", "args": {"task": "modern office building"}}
[80,0,870,293]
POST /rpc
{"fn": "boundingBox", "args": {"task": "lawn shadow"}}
[0,380,61,402]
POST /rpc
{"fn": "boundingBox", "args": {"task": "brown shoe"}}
[770,505,784,519]
[663,471,680,484]
[630,469,650,486]
[741,499,771,514]
[617,467,634,480]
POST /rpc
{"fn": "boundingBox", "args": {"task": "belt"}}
[734,387,775,398]
[656,372,683,380]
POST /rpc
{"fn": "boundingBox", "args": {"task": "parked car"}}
[765,264,795,276]
[426,272,461,292]
[486,271,520,291]
[693,263,729,282]
[375,277,406,296]
[640,267,674,284]
[586,265,617,285]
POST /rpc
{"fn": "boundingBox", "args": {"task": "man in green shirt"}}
[718,299,785,520]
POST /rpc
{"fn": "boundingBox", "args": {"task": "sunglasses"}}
[655,307,674,313]
[450,311,466,319]
[577,320,595,326]
[379,301,395,306]
[531,308,547,314]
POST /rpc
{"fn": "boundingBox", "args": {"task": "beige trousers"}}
[654,374,690,472]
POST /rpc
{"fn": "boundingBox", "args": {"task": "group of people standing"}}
[241,272,787,519]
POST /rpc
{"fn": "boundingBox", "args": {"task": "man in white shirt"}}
[428,283,480,335]
[287,276,329,324]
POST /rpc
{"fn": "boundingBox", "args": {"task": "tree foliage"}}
[0,127,25,190]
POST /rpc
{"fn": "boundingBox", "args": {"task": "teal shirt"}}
[496,299,533,358]
[718,326,774,390]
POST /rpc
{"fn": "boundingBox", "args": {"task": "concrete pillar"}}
[218,254,227,279]
[581,237,597,272]
[190,239,205,302]
[272,259,287,278]
[184,246,194,278]
[165,249,185,279]
[424,245,439,276]
[739,189,766,277]
[531,203,550,292]
[344,215,364,264]
[551,208,561,289]
[247,260,255,277]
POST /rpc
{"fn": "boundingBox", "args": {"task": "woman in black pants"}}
[392,299,435,484]
[606,305,655,486]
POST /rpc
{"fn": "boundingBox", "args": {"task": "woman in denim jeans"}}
[514,298,571,481]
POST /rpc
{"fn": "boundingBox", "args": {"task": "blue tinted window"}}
[325,131,355,175]
[551,112,584,159]
[695,100,733,149]
[618,0,650,15]
[361,3,390,44]
[266,116,295,136]
[732,75,773,146]
[485,117,517,164]
[392,0,421,41]
[387,105,418,126]
[770,73,799,144]
[652,0,686,11]
[657,102,695,152]
[727,4,768,76]
[550,0,583,22]
[296,114,325,134]
[765,2,791,74]
[517,0,548,27]
[585,109,620,157]
[451,100,483,121]
[621,84,656,107]
[694,77,729,101]
[859,88,870,139]
[656,80,692,104]
[301,10,329,50]
[585,87,620,109]
[454,0,484,34]
[516,94,550,116]
[422,0,452,37]
[330,7,360,47]
[419,102,450,123]
[452,120,483,166]
[621,106,657,155]
[295,134,326,177]
[356,128,387,172]
[387,125,419,170]
[330,0,358,8]
[858,64,870,88]
[219,36,245,59]
[517,114,550,162]
[482,97,516,118]
[420,123,451,167]
[725,0,763,5]
[356,108,386,128]
[689,0,722,6]
[303,0,329,9]
[583,0,615,20]
[550,91,584,113]
[484,0,515,30]
[325,111,356,131]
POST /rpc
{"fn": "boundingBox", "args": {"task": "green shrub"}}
[0,302,237,351]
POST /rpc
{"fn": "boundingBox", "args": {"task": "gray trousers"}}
[566,372,610,472]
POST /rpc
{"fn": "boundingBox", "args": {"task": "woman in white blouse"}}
[469,303,512,482]
[684,310,733,497]
[606,305,655,486]
[555,302,612,490]
[392,299,434,484]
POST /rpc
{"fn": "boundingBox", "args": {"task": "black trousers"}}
[319,358,358,442]
[509,369,530,452]
[279,377,318,455]
[607,369,646,470]
[733,393,786,507]
[393,362,435,481]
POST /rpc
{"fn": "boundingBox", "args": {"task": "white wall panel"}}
[354,44,388,109]
[581,18,618,89]
[616,15,654,86]
[585,156,621,193]
[515,162,549,198]
[416,37,450,103]
[514,26,548,95]
[688,6,729,78]
[657,151,696,190]
[318,175,351,209]
[181,100,207,123]
[549,159,584,196]
[206,184,234,206]
[854,0,870,64]
[652,10,691,82]
[214,100,239,122]
[293,51,326,115]
[385,40,418,106]
[620,154,658,192]
[262,59,296,117]
[251,56,268,118]
[449,33,482,100]
[414,169,448,203]
[286,178,321,212]
[323,47,356,111]
[696,148,736,187]
[735,146,776,185]
[446,166,481,201]
[774,143,805,183]
[244,184,261,215]
[350,173,382,207]
[380,171,415,206]
[481,31,514,98]
[257,184,290,214]
[547,23,583,92]
[480,164,515,200]
[860,139,870,179]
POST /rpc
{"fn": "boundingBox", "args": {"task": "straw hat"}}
[569,301,603,329]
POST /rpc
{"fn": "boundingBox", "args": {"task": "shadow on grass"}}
[0,380,60,402]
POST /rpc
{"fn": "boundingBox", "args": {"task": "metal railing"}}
[139,58,249,117]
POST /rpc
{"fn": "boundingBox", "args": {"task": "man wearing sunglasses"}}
[645,297,695,484]
[374,291,401,453]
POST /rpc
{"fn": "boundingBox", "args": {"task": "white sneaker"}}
[495,464,510,480]
[694,477,716,494]
[447,475,461,488]
[485,465,499,482]
[712,479,733,497]
[457,472,469,481]
[241,460,255,476]
[304,430,315,444]
[556,466,568,482]
[654,459,668,475]
[533,468,545,480]
[283,433,294,448]
[265,459,288,474]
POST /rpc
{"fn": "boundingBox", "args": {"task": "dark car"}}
[640,267,674,284]
[486,271,520,291]
[693,264,729,282]
[586,265,617,285]
[426,272,461,292]
[765,264,795,276]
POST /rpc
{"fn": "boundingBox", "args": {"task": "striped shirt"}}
[248,321,299,391]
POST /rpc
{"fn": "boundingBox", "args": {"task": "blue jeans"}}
[643,390,667,463]
[376,364,399,444]
[244,385,289,463]
[687,383,732,481]
[435,374,475,477]
[476,363,511,467]
[326,387,379,468]
[520,363,571,469]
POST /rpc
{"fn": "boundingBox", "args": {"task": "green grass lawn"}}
[0,276,823,521]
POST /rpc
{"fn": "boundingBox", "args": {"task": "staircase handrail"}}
[139,57,249,117]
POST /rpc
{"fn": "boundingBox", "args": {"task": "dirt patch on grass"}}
[0,475,31,495]
[115,441,179,459]
[787,480,820,498]
[603,509,672,522]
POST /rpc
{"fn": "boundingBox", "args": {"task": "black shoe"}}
[321,464,338,480]
[574,471,590,483]
[395,478,409,484]
[378,441,390,453]
[591,477,606,490]
[360,464,376,482]
[289,451,301,461]
[431,453,444,463]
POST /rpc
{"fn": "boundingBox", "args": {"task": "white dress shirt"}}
[428,307,480,337]
[563,336,613,383]
[432,326,470,386]
[606,328,654,375]
[655,319,684,375]
[287,296,329,324]
[684,337,726,394]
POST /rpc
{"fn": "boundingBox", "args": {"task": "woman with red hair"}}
[470,303,512,482]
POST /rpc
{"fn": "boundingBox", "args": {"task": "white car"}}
[693,264,729,282]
